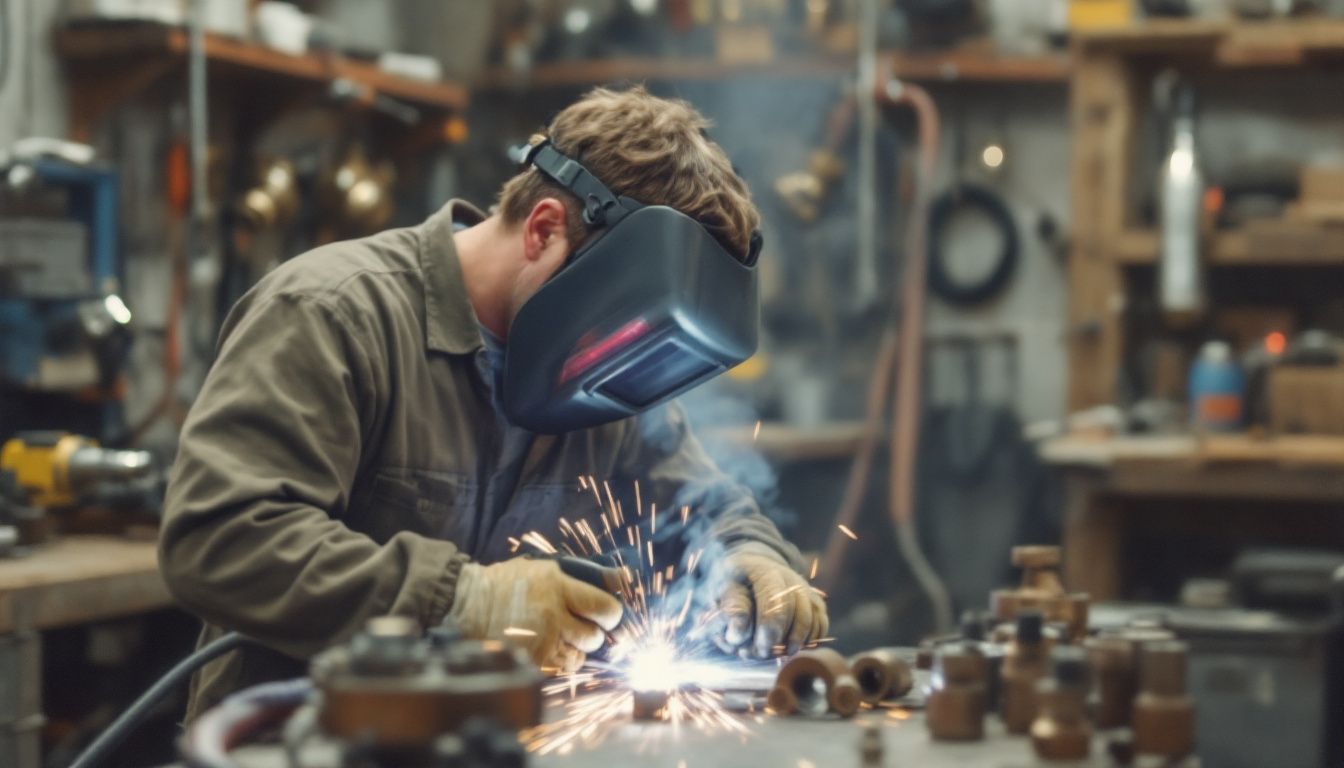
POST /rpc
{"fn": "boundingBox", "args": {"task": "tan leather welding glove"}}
[450,558,624,672]
[716,543,829,659]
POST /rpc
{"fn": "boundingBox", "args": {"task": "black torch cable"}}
[69,631,249,768]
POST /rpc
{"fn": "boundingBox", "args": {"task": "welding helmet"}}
[501,137,761,434]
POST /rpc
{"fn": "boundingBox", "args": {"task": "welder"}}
[159,87,828,720]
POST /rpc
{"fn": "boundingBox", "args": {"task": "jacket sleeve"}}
[159,292,467,659]
[615,402,805,572]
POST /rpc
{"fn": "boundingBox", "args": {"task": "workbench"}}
[228,709,1108,767]
[0,535,172,768]
[1042,433,1344,601]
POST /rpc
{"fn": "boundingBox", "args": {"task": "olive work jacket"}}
[159,199,802,720]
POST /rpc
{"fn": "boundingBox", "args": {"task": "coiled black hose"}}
[927,183,1020,307]
[69,631,248,768]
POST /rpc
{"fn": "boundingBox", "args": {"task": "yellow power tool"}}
[1,431,154,509]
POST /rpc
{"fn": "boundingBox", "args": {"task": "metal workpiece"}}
[1132,641,1195,761]
[991,546,1090,642]
[1086,636,1138,730]
[1000,611,1049,734]
[631,688,670,721]
[849,648,914,704]
[768,648,861,718]
[311,617,543,750]
[925,644,988,742]
[1030,647,1093,762]
[859,721,884,767]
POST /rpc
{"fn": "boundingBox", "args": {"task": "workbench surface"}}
[229,705,1110,767]
[0,534,171,633]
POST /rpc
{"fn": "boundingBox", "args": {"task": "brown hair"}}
[498,86,759,262]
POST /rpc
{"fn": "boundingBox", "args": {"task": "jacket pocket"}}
[347,467,478,548]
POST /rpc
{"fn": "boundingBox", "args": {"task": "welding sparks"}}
[809,557,819,580]
[837,524,858,541]
[752,420,762,442]
[518,477,757,756]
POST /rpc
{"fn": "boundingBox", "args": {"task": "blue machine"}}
[0,154,129,437]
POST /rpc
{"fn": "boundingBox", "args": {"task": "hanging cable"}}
[69,632,249,768]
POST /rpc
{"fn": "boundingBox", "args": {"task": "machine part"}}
[859,721,883,767]
[1,432,153,509]
[927,183,1020,307]
[631,688,670,721]
[1132,641,1195,761]
[849,648,914,703]
[69,631,248,768]
[313,618,543,748]
[181,677,312,768]
[1031,647,1092,762]
[773,149,846,223]
[991,546,1090,641]
[1086,636,1137,730]
[502,137,760,435]
[768,648,861,718]
[1000,611,1048,734]
[925,644,988,741]
[234,157,299,233]
[320,144,395,237]
[431,717,527,768]
[0,469,47,548]
[1156,72,1205,323]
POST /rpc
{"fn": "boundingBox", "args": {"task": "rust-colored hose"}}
[815,76,952,632]
[881,79,953,633]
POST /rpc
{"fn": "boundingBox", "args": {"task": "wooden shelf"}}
[1113,224,1344,266]
[888,46,1070,83]
[1075,18,1344,69]
[55,22,468,139]
[479,45,1070,90]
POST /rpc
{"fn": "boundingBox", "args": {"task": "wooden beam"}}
[1066,50,1135,411]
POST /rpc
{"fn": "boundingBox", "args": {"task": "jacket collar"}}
[419,199,488,355]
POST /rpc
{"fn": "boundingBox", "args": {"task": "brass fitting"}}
[849,648,914,704]
[925,644,988,742]
[1133,641,1196,760]
[1086,635,1138,729]
[1030,646,1093,761]
[991,545,1090,641]
[768,648,861,718]
[1000,611,1049,734]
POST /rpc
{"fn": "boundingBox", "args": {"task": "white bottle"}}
[1159,82,1206,323]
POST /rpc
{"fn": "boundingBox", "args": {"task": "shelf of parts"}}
[55,22,470,142]
[477,48,1071,91]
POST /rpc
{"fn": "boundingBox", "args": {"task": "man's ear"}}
[522,198,572,270]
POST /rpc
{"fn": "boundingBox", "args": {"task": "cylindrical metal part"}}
[770,648,856,718]
[1133,641,1195,760]
[632,688,670,721]
[1030,647,1092,762]
[859,721,883,767]
[1000,611,1048,734]
[850,648,914,703]
[829,673,861,718]
[1087,636,1137,729]
[925,645,987,742]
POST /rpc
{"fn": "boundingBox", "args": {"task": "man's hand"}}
[450,558,624,672]
[714,543,828,658]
